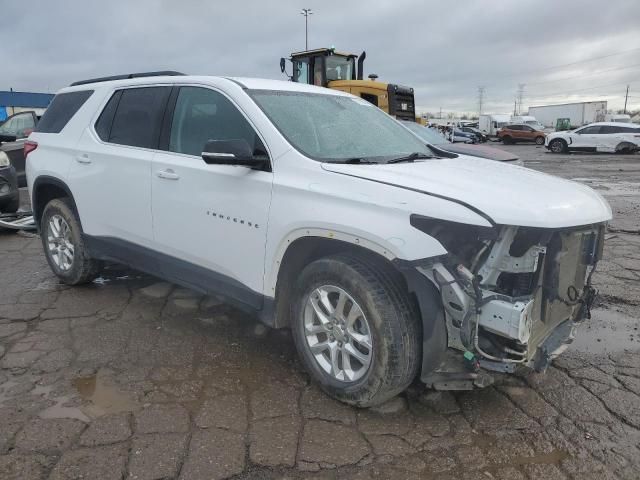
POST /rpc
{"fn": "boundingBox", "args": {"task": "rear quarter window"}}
[35,90,94,133]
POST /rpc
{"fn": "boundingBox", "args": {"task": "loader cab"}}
[288,48,357,86]
[281,48,416,121]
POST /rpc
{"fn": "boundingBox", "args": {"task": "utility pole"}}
[516,83,525,115]
[477,86,485,116]
[439,106,442,118]
[624,84,630,114]
[300,8,313,50]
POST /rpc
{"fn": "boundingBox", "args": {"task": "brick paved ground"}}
[0,146,639,479]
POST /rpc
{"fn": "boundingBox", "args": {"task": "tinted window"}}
[521,126,533,131]
[109,87,171,148]
[94,90,122,141]
[577,126,602,134]
[169,87,266,158]
[507,125,522,130]
[616,126,640,133]
[35,90,93,133]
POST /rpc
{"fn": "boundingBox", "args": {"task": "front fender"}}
[263,222,447,297]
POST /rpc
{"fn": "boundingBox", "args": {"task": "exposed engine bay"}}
[411,216,605,387]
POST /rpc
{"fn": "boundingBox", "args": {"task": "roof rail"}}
[70,71,186,87]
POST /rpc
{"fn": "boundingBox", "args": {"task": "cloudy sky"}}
[3,0,640,115]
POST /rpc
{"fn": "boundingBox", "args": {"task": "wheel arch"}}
[270,233,448,380]
[32,176,80,230]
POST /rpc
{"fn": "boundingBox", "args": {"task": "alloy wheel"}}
[47,214,74,271]
[303,285,373,382]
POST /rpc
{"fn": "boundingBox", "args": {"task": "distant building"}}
[0,91,55,121]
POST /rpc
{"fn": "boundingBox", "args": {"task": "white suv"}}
[27,73,611,406]
[546,121,640,154]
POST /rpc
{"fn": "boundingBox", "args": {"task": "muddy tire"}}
[291,253,422,407]
[40,198,102,285]
[502,136,513,144]
[0,194,19,214]
[535,136,545,145]
[549,139,567,153]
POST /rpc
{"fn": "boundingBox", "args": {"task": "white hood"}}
[322,156,612,228]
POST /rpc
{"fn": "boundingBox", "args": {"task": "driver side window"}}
[577,126,602,134]
[168,87,267,158]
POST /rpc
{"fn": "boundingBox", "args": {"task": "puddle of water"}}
[572,308,640,355]
[72,373,139,417]
[39,394,91,423]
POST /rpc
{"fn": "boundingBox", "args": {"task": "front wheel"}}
[549,139,567,153]
[535,136,545,145]
[291,254,422,407]
[502,136,513,144]
[41,198,102,285]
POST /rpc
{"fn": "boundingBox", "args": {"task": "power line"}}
[497,46,640,81]
[525,63,640,87]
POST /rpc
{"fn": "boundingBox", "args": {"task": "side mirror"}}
[280,58,286,73]
[0,134,17,143]
[201,139,267,169]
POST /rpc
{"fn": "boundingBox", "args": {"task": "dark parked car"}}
[0,111,38,187]
[401,121,521,164]
[497,124,546,145]
[459,126,488,143]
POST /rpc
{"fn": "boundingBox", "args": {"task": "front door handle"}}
[157,169,180,180]
[76,154,91,164]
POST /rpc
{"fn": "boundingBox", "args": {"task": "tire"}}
[40,198,102,285]
[502,136,513,144]
[549,139,567,153]
[291,253,422,407]
[0,194,19,214]
[535,136,545,145]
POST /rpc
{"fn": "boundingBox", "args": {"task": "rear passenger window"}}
[168,86,267,158]
[107,87,171,149]
[507,125,521,130]
[94,90,122,141]
[35,90,94,133]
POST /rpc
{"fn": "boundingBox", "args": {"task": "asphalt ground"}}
[0,143,638,479]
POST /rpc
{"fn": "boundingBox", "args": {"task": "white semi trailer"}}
[528,101,607,128]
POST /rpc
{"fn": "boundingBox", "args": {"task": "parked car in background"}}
[498,124,546,145]
[459,126,488,143]
[401,121,521,164]
[451,128,476,143]
[0,150,19,213]
[0,111,39,187]
[546,122,640,154]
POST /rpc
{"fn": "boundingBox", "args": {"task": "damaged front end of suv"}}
[411,216,605,390]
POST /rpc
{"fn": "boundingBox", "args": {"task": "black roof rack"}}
[70,71,186,87]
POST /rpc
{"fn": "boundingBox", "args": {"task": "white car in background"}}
[546,122,640,154]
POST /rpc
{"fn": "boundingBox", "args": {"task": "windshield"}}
[400,120,449,146]
[250,90,432,163]
[326,55,354,81]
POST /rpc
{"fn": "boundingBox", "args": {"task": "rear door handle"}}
[76,154,91,164]
[157,169,180,180]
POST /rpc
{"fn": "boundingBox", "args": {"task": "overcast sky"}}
[3,0,640,115]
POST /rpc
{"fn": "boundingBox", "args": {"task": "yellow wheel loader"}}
[280,48,416,121]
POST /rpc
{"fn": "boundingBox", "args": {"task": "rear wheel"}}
[291,253,422,407]
[549,139,567,153]
[535,136,545,145]
[41,198,102,285]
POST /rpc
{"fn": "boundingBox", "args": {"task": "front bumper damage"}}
[417,223,604,390]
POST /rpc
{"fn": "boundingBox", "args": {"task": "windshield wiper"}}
[386,152,432,164]
[327,157,377,164]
